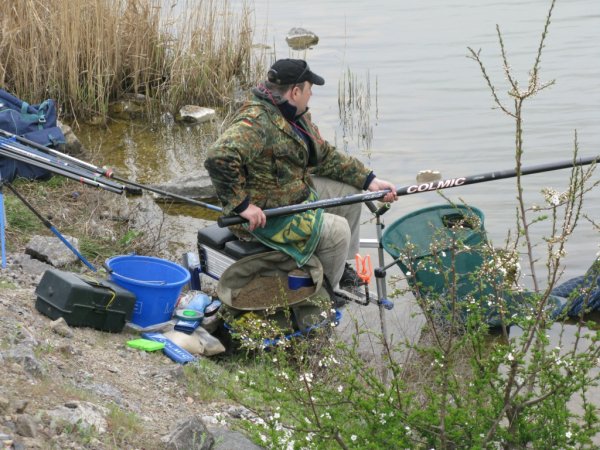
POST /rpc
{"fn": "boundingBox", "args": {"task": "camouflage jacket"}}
[205,88,372,218]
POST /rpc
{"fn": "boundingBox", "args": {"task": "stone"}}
[15,415,37,438]
[416,170,442,183]
[149,170,216,202]
[163,416,214,450]
[108,95,146,120]
[10,254,53,277]
[285,27,319,50]
[0,397,9,414]
[13,400,28,414]
[3,346,44,377]
[80,382,126,406]
[178,105,216,123]
[49,318,73,338]
[45,401,108,434]
[209,426,265,450]
[25,235,81,268]
[57,121,84,156]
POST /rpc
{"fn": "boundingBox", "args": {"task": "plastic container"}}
[35,268,136,332]
[288,271,314,290]
[105,255,190,328]
[382,204,487,299]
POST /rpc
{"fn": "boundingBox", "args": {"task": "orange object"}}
[355,254,373,284]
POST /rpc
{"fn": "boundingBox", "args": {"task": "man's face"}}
[288,82,313,115]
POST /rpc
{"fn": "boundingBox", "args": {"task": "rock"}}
[178,105,216,124]
[15,415,37,438]
[163,416,214,450]
[0,397,9,414]
[149,169,216,202]
[80,382,124,406]
[45,401,109,434]
[161,112,175,126]
[13,400,29,414]
[285,27,319,50]
[108,95,146,120]
[57,121,84,156]
[10,254,53,277]
[209,426,265,450]
[49,318,73,338]
[6,324,38,349]
[225,405,252,419]
[416,170,442,183]
[2,346,44,377]
[25,235,81,268]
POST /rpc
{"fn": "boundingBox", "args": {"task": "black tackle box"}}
[35,269,136,332]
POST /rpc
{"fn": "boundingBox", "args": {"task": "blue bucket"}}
[105,255,190,328]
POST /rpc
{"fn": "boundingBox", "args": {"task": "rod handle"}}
[218,214,245,227]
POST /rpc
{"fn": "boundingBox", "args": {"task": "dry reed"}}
[0,0,260,121]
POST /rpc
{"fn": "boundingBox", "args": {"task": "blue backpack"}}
[0,88,66,181]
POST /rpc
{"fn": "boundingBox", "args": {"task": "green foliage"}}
[184,358,236,403]
[0,278,18,290]
[4,194,44,234]
[105,404,143,446]
[55,419,100,446]
[118,229,143,247]
[210,303,599,449]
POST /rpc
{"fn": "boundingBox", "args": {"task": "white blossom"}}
[300,373,313,384]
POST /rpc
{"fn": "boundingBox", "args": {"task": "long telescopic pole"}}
[218,155,598,227]
[0,144,124,194]
[0,129,106,174]
[0,137,125,191]
[0,130,223,212]
[107,176,223,212]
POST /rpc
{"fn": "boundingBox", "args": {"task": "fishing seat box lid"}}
[35,269,136,332]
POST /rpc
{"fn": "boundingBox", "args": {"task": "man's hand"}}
[240,204,267,232]
[367,178,397,203]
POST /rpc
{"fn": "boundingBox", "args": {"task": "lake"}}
[230,0,599,285]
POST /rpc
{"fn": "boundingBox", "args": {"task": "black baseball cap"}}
[267,59,325,86]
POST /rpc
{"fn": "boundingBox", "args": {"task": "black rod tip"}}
[125,186,143,196]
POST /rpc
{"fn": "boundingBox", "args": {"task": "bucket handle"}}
[102,262,167,285]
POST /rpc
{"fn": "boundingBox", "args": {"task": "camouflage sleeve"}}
[204,117,266,215]
[306,119,372,189]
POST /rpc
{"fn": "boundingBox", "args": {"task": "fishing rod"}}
[0,141,124,194]
[0,129,110,175]
[0,136,126,192]
[217,155,598,227]
[0,129,223,212]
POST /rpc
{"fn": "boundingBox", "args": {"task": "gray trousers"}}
[311,176,362,288]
